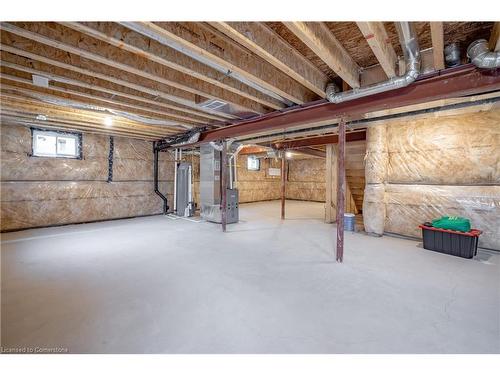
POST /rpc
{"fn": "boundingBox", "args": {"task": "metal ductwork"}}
[467,39,500,69]
[326,22,421,104]
[444,43,461,67]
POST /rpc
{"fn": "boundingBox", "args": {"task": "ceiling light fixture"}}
[104,116,113,127]
[285,151,293,158]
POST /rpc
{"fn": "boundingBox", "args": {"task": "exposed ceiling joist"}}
[356,22,398,78]
[208,22,329,97]
[61,22,284,111]
[0,22,264,116]
[0,45,228,122]
[489,22,500,51]
[1,93,174,133]
[121,22,318,105]
[283,22,360,88]
[1,116,161,141]
[0,54,216,125]
[429,22,445,70]
[0,77,194,130]
[1,97,176,139]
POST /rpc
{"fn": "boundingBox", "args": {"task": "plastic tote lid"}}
[344,213,355,217]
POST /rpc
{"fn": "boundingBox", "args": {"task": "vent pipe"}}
[467,39,500,69]
[326,22,421,104]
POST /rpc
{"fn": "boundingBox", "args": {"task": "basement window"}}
[247,155,260,171]
[31,128,82,159]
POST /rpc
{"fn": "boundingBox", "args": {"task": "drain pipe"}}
[153,142,169,214]
[467,39,500,69]
[326,22,421,104]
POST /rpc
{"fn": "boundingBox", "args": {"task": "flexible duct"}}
[467,39,500,69]
[326,22,421,104]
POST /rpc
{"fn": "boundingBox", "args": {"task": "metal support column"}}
[336,119,346,262]
[221,140,228,232]
[281,153,286,220]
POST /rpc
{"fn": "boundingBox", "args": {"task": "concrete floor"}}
[1,200,499,353]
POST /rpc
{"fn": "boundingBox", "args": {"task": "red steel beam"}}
[198,65,500,142]
[273,131,366,149]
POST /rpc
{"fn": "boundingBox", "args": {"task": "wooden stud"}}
[429,22,445,70]
[283,22,360,88]
[357,22,398,78]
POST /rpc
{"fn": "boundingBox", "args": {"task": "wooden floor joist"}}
[1,23,263,116]
[0,94,177,138]
[0,45,229,122]
[208,22,329,97]
[61,22,285,111]
[1,77,196,129]
[357,22,397,78]
[122,22,318,104]
[429,22,445,70]
[283,22,360,89]
[0,55,217,124]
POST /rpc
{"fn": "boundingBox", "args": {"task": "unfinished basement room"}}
[1,9,500,361]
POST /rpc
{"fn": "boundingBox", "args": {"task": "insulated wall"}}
[1,123,174,231]
[286,158,326,202]
[363,107,500,250]
[235,155,281,203]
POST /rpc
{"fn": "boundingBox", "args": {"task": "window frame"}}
[247,155,260,171]
[30,128,83,160]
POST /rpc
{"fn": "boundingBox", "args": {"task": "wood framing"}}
[61,22,284,111]
[0,45,229,122]
[489,22,500,52]
[0,22,268,115]
[122,22,318,104]
[429,22,445,70]
[208,22,329,97]
[0,75,197,129]
[283,22,360,88]
[356,22,397,78]
[0,51,222,123]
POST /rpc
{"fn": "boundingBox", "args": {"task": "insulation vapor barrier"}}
[363,108,500,250]
[1,123,175,231]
